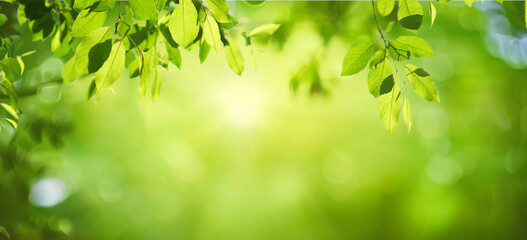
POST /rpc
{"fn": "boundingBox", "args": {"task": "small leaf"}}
[248,24,281,37]
[0,58,22,82]
[379,84,402,134]
[71,9,107,37]
[95,41,126,96]
[398,0,423,30]
[405,64,440,103]
[378,0,395,17]
[206,0,231,23]
[203,14,222,51]
[1,103,18,119]
[166,42,182,68]
[151,69,162,102]
[430,2,437,28]
[138,51,158,100]
[85,79,96,102]
[73,0,98,10]
[117,6,133,37]
[168,0,199,48]
[0,14,7,26]
[368,58,393,98]
[224,38,244,76]
[341,43,375,76]
[4,118,17,130]
[129,0,157,20]
[199,41,211,64]
[388,40,410,61]
[403,97,412,133]
[385,21,395,33]
[0,226,10,239]
[370,50,386,69]
[397,36,434,58]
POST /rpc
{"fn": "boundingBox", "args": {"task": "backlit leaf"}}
[379,83,402,134]
[405,64,440,103]
[168,0,199,48]
[95,41,126,96]
[225,38,244,75]
[341,43,375,76]
[129,0,157,20]
[378,0,395,17]
[403,97,412,133]
[206,0,231,23]
[71,9,107,37]
[203,14,221,51]
[397,36,434,58]
[398,0,423,30]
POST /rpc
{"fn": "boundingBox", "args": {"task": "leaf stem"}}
[371,0,388,50]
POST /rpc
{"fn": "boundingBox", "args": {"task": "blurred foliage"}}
[1,1,527,240]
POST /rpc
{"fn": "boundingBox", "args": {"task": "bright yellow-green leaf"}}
[203,14,221,51]
[403,97,412,133]
[75,27,112,75]
[129,0,157,20]
[248,24,281,37]
[388,40,410,61]
[367,58,393,98]
[117,6,133,37]
[398,0,423,30]
[0,226,10,239]
[397,36,434,58]
[73,0,98,9]
[95,41,126,96]
[430,2,437,28]
[206,0,231,23]
[138,51,158,100]
[341,43,375,76]
[378,0,395,17]
[405,64,440,103]
[4,118,17,130]
[225,39,244,76]
[0,58,22,82]
[168,0,199,48]
[379,84,402,134]
[1,103,18,119]
[63,58,78,84]
[71,9,107,37]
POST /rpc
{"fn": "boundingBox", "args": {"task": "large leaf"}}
[367,58,393,98]
[71,9,107,37]
[388,40,410,61]
[341,43,375,76]
[225,39,244,75]
[92,0,116,12]
[203,14,221,51]
[74,27,112,75]
[405,64,440,103]
[397,36,434,58]
[168,0,199,48]
[0,58,21,82]
[138,51,158,100]
[129,0,157,20]
[95,41,126,96]
[378,0,395,17]
[398,0,423,30]
[379,83,402,134]
[206,0,231,23]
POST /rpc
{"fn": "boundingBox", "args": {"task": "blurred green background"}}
[2,1,527,239]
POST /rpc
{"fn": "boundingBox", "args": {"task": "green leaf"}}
[139,51,158,100]
[225,38,244,76]
[0,226,9,239]
[379,83,402,134]
[92,0,116,12]
[74,27,112,75]
[405,64,440,103]
[464,0,479,7]
[4,118,17,130]
[0,14,7,26]
[129,0,157,20]
[62,58,78,83]
[1,103,18,120]
[117,6,133,37]
[367,58,393,98]
[341,43,375,76]
[369,50,386,69]
[73,0,98,9]
[203,14,221,51]
[0,58,22,82]
[95,41,126,96]
[168,0,199,48]
[398,0,423,30]
[71,9,107,37]
[166,42,182,68]
[206,0,231,23]
[248,24,281,37]
[430,2,437,28]
[403,97,412,133]
[388,40,410,61]
[385,21,395,33]
[378,0,395,17]
[199,41,211,64]
[151,69,162,102]
[397,36,434,58]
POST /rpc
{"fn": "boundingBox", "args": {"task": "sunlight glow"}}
[213,82,267,128]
